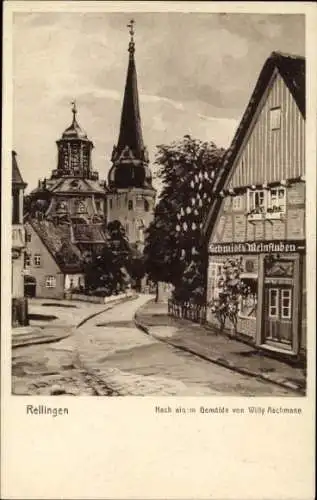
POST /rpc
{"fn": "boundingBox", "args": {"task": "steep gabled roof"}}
[72,224,108,243]
[202,51,305,241]
[12,151,27,187]
[26,218,83,273]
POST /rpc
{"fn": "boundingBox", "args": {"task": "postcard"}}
[1,1,316,499]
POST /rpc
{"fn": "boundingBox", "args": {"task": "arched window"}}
[144,200,149,212]
[137,219,145,242]
[128,200,133,211]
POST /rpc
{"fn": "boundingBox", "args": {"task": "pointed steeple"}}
[109,20,153,190]
[115,19,145,160]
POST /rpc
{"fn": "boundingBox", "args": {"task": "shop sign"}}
[209,240,305,255]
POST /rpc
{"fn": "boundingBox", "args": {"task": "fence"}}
[168,299,206,324]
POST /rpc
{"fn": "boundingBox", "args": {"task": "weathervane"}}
[71,100,77,120]
[127,19,135,55]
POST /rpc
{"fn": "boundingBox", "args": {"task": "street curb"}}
[12,296,138,348]
[134,314,305,396]
[76,295,138,328]
[12,330,72,349]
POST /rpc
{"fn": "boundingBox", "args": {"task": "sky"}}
[12,12,305,193]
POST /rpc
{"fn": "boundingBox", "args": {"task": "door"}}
[263,284,293,349]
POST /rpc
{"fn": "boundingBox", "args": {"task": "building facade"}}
[204,52,306,359]
[12,151,28,326]
[24,104,108,297]
[106,20,156,253]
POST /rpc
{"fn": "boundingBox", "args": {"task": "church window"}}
[128,200,133,211]
[144,200,149,212]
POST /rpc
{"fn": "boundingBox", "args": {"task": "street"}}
[12,295,295,396]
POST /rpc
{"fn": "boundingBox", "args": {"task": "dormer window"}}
[270,107,281,131]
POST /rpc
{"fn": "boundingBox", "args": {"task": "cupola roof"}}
[62,101,88,140]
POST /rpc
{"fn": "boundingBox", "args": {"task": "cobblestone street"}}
[12,295,296,396]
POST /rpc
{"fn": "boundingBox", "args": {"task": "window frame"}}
[208,262,224,301]
[238,275,258,319]
[268,288,279,318]
[270,107,281,131]
[232,195,243,211]
[247,189,266,214]
[45,275,56,288]
[34,254,41,267]
[267,187,286,214]
[281,288,292,320]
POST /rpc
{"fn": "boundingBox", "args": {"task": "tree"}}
[84,220,132,295]
[144,135,226,301]
[208,257,249,333]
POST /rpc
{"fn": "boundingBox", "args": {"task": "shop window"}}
[208,263,224,300]
[128,200,133,211]
[45,276,56,288]
[270,107,281,131]
[267,187,286,214]
[268,288,279,318]
[239,276,258,318]
[34,254,41,267]
[248,189,266,214]
[232,196,243,211]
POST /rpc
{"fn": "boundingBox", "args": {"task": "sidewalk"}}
[12,294,137,349]
[12,325,73,348]
[135,300,306,395]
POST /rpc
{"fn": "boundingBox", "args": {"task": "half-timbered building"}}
[204,51,306,360]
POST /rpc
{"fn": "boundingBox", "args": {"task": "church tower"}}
[106,20,156,251]
[28,102,106,225]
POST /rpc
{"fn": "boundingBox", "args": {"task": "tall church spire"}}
[116,19,144,157]
[109,20,152,190]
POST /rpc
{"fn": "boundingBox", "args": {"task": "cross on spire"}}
[127,19,135,55]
